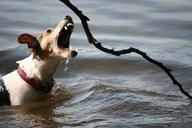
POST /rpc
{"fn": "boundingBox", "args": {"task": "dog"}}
[0,16,77,106]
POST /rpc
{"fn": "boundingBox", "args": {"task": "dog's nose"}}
[65,15,73,22]
[71,50,78,58]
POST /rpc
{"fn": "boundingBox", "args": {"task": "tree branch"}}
[59,0,192,100]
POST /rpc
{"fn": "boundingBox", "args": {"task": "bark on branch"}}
[59,0,192,100]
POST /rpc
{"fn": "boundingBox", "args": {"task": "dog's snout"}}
[65,15,73,22]
[71,50,78,58]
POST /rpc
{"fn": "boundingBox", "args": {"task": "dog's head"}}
[18,16,77,60]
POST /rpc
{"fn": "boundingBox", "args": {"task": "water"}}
[0,0,192,127]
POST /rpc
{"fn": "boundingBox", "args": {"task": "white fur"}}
[2,70,45,105]
[2,56,61,105]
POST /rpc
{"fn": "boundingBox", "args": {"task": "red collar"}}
[17,67,54,93]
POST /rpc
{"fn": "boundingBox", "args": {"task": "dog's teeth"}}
[67,23,73,27]
[64,26,68,30]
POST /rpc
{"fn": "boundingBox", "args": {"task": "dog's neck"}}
[17,55,62,83]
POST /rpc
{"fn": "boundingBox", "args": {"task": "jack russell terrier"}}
[0,16,77,106]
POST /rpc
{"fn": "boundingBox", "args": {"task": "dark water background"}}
[0,0,192,127]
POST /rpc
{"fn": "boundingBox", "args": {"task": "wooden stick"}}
[59,0,192,100]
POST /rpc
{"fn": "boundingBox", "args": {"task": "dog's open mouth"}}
[58,17,74,49]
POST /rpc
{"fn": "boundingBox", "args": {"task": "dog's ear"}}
[18,33,42,57]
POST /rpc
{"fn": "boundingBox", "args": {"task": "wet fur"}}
[2,16,77,106]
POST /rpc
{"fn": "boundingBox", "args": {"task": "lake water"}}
[0,0,192,127]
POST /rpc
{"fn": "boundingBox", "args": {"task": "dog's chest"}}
[2,70,44,106]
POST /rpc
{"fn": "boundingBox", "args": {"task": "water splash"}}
[64,59,70,72]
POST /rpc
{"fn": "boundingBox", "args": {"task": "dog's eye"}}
[46,29,52,33]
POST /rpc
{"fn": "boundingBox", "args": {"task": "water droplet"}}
[64,59,70,72]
